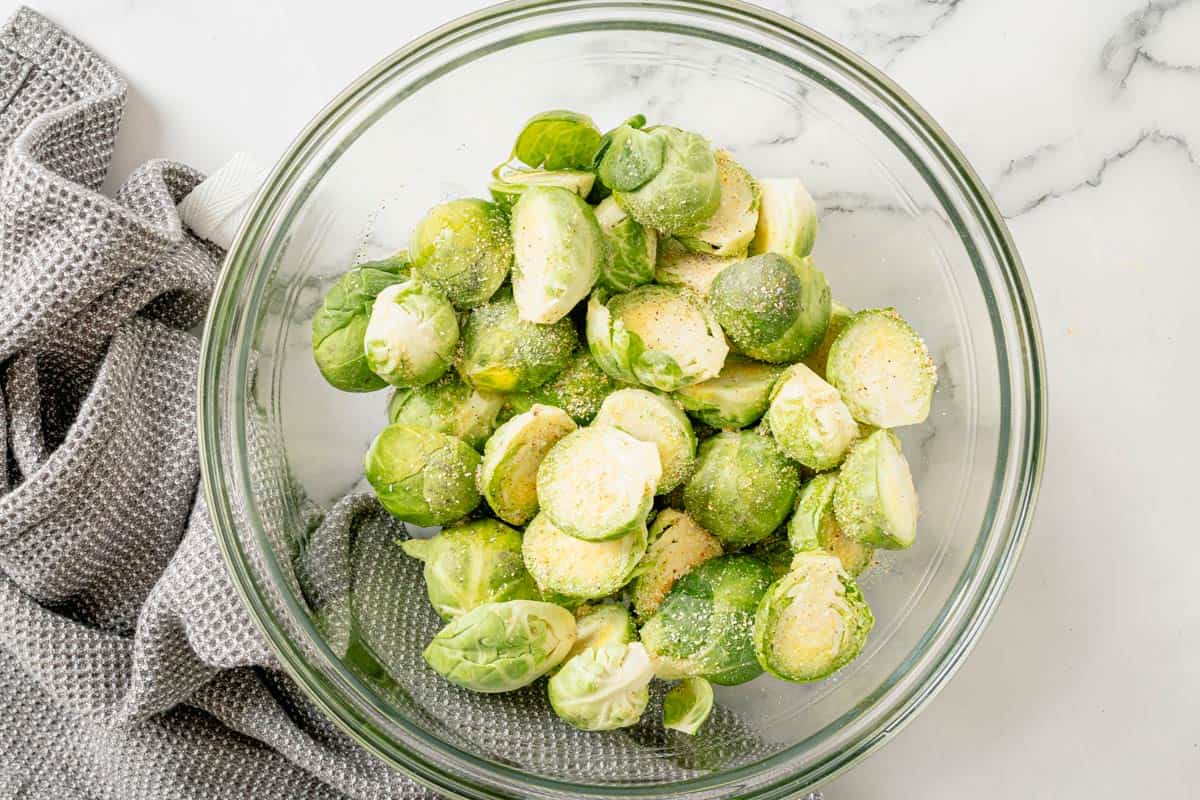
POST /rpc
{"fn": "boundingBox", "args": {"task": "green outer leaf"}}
[612,126,721,235]
[408,199,512,310]
[663,677,714,735]
[597,124,666,191]
[363,424,481,526]
[513,110,603,171]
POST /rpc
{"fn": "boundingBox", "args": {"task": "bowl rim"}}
[199,1,1047,797]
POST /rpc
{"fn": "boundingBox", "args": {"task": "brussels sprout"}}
[461,289,578,393]
[400,520,541,621]
[749,177,818,260]
[640,555,773,685]
[753,552,873,682]
[683,431,799,549]
[610,127,721,235]
[363,281,459,387]
[594,196,657,293]
[765,363,859,471]
[674,355,785,430]
[632,509,723,619]
[364,424,481,525]
[409,199,512,309]
[832,429,918,549]
[595,121,665,192]
[526,350,619,425]
[311,255,408,392]
[789,473,874,577]
[825,308,937,428]
[803,300,854,380]
[511,186,605,324]
[663,677,714,735]
[748,534,795,580]
[679,151,760,256]
[593,389,696,494]
[536,426,661,541]
[489,169,595,212]
[479,404,577,526]
[386,374,503,450]
[548,642,654,731]
[423,600,577,692]
[522,512,647,600]
[586,286,728,392]
[709,253,831,364]
[511,109,603,171]
[654,237,739,297]
[567,603,637,661]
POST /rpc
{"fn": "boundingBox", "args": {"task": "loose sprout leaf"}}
[513,109,603,171]
[597,124,666,192]
[663,677,715,735]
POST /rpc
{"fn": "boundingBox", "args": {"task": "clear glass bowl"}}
[198,1,1046,797]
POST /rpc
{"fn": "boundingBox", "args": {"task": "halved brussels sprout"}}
[361,280,458,388]
[632,509,723,619]
[833,429,918,549]
[386,374,504,451]
[753,552,873,682]
[640,555,773,685]
[409,199,512,309]
[593,389,696,494]
[749,177,818,260]
[400,520,541,621]
[765,363,859,471]
[511,186,605,324]
[364,424,481,526]
[548,642,654,731]
[568,603,638,661]
[610,126,721,235]
[803,300,853,379]
[536,426,661,541]
[586,285,728,392]
[682,430,799,549]
[526,350,619,425]
[461,289,578,393]
[789,473,874,577]
[594,196,657,293]
[521,512,647,600]
[679,150,760,256]
[709,253,831,364]
[825,308,937,428]
[674,355,785,430]
[478,404,577,526]
[663,677,714,735]
[654,237,739,297]
[511,109,603,171]
[311,255,408,392]
[489,169,595,212]
[423,599,577,693]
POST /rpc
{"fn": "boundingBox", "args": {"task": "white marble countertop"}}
[32,0,1199,796]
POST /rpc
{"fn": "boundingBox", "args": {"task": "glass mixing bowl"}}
[198,1,1046,797]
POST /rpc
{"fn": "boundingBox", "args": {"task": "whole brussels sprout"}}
[409,198,512,309]
[364,424,481,526]
[790,473,874,577]
[386,373,503,450]
[632,509,723,619]
[640,555,773,685]
[683,430,799,549]
[825,307,937,428]
[593,389,696,494]
[511,186,605,324]
[679,150,760,257]
[400,520,541,621]
[674,355,785,430]
[654,237,739,297]
[478,404,577,526]
[536,426,661,542]
[663,676,714,735]
[511,109,602,172]
[803,300,853,380]
[709,253,831,364]
[833,429,918,549]
[363,280,459,387]
[310,255,408,392]
[749,177,818,260]
[489,169,595,212]
[594,196,657,293]
[566,603,637,662]
[765,363,859,471]
[461,289,578,393]
[522,512,647,601]
[607,126,721,235]
[753,552,873,682]
[548,642,654,731]
[526,350,620,425]
[423,600,577,692]
[586,285,728,392]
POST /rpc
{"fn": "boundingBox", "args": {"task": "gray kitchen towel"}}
[0,7,433,798]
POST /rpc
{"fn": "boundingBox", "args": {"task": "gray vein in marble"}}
[1102,0,1199,87]
[774,0,967,68]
